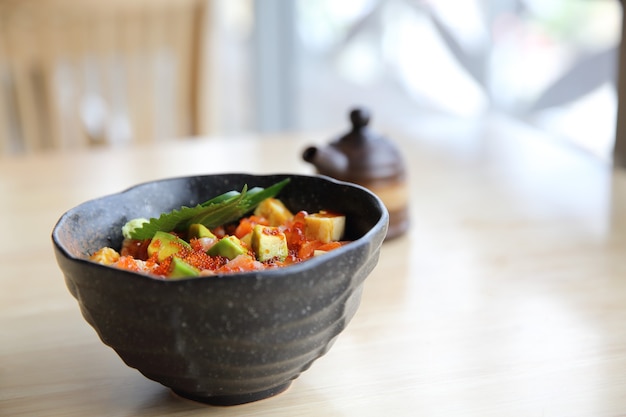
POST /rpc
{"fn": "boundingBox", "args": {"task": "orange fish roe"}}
[152,256,173,276]
[189,238,205,252]
[284,211,307,247]
[181,250,227,271]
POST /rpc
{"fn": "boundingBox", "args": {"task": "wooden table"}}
[2,115,626,416]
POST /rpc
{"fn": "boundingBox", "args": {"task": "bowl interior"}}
[53,173,388,266]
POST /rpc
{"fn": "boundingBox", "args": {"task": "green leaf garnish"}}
[127,178,291,240]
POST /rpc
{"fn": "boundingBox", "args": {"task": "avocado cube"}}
[147,231,192,262]
[304,212,346,243]
[240,232,253,248]
[168,257,201,278]
[254,198,294,226]
[188,223,216,239]
[251,225,288,262]
[207,235,247,260]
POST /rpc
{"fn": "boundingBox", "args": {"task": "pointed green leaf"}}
[126,178,290,240]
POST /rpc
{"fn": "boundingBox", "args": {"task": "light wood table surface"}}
[2,116,626,416]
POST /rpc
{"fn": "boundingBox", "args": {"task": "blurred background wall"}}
[1,0,622,160]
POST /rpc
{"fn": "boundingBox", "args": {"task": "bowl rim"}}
[52,172,389,284]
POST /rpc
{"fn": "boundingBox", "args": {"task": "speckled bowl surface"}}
[52,173,388,405]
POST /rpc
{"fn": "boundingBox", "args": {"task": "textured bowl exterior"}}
[52,173,388,405]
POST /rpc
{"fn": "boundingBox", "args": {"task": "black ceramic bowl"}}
[52,173,388,405]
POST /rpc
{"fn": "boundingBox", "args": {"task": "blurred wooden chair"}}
[0,0,207,154]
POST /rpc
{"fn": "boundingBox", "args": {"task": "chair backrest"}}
[0,0,206,154]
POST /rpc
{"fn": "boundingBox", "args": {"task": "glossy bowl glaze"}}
[52,173,388,405]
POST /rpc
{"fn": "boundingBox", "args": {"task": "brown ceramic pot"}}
[302,107,409,240]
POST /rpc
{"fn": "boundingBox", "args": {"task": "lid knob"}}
[350,108,370,131]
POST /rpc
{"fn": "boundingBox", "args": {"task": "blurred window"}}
[291,0,621,160]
